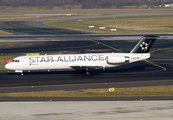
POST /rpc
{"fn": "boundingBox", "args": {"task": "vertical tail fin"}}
[130,35,159,53]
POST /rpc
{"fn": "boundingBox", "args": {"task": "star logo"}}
[140,42,148,51]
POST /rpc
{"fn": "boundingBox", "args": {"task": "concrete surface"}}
[0,101,173,120]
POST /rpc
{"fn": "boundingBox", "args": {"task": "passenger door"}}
[23,57,28,69]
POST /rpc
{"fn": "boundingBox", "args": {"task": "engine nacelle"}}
[107,56,128,64]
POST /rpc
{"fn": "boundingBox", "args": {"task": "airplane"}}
[5,35,159,76]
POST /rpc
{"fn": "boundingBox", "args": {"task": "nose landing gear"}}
[15,70,24,76]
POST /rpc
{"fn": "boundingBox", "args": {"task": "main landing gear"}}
[85,71,90,75]
[21,70,30,76]
[81,69,90,75]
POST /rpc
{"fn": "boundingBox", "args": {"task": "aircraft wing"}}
[69,65,104,70]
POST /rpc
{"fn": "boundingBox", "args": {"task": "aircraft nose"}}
[5,64,10,69]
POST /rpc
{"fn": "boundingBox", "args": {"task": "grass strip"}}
[0,85,173,97]
[0,43,17,46]
[44,15,173,33]
[0,66,5,70]
[1,9,173,14]
[0,30,13,35]
[0,55,19,61]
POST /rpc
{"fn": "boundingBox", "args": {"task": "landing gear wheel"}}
[85,71,90,75]
[81,70,85,74]
[81,69,90,75]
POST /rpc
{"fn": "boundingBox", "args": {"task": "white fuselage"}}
[5,53,150,72]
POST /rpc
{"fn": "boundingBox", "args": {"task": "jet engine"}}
[107,56,129,64]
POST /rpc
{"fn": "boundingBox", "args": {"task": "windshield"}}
[12,60,20,62]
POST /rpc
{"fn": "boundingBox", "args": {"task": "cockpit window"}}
[12,60,20,62]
